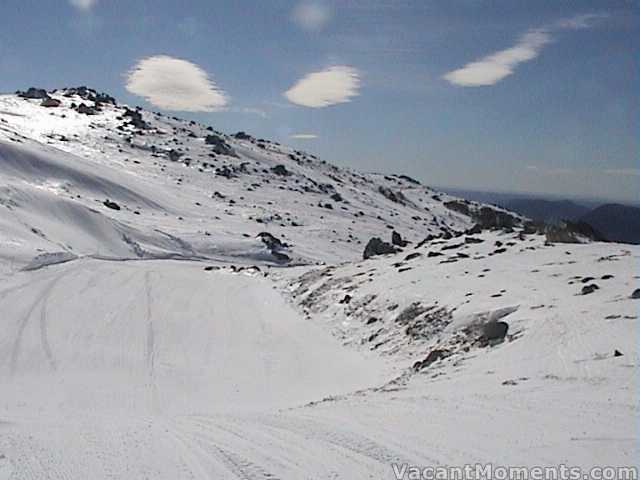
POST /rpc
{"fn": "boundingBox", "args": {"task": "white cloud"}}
[69,0,97,12]
[284,66,361,108]
[443,29,551,87]
[125,55,228,112]
[290,133,318,139]
[292,2,331,32]
[443,13,606,87]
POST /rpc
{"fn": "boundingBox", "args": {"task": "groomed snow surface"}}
[0,91,638,479]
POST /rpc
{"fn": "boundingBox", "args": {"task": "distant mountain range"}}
[440,189,640,244]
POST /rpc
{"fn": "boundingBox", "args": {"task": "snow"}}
[0,90,637,478]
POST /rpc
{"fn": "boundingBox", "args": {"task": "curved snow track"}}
[0,259,406,479]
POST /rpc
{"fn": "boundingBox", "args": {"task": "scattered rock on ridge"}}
[103,199,121,211]
[41,98,61,108]
[363,237,398,259]
[18,87,50,100]
[581,284,599,295]
[545,221,605,244]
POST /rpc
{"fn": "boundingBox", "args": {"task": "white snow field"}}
[0,89,638,479]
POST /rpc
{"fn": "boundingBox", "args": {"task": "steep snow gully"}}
[0,89,638,479]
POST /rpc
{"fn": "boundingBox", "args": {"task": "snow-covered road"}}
[0,259,398,479]
[1,258,636,479]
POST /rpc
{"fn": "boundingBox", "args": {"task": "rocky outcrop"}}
[363,237,398,259]
[378,186,409,205]
[544,220,605,244]
[123,108,149,129]
[271,164,290,176]
[205,134,237,157]
[18,88,50,100]
[41,98,61,108]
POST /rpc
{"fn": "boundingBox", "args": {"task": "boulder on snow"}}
[391,230,408,247]
[581,284,599,295]
[233,131,253,141]
[413,349,448,371]
[271,164,291,176]
[41,98,61,108]
[444,200,471,216]
[257,232,288,251]
[363,237,398,259]
[630,288,640,299]
[378,186,409,205]
[481,321,509,342]
[103,199,121,211]
[76,103,98,115]
[123,108,149,129]
[205,134,237,157]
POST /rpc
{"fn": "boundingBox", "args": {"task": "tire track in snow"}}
[144,270,160,413]
[38,289,57,371]
[167,422,282,480]
[240,414,422,469]
[9,275,64,375]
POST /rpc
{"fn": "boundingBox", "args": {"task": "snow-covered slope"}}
[0,88,637,479]
[0,87,518,270]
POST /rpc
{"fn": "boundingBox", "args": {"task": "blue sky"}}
[0,0,637,202]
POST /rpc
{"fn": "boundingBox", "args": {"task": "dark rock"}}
[544,220,606,244]
[41,98,61,108]
[76,103,98,115]
[630,289,640,299]
[413,349,448,370]
[465,224,483,235]
[339,295,352,304]
[233,131,253,140]
[398,174,420,185]
[475,207,516,230]
[205,134,237,157]
[482,321,509,341]
[18,87,50,100]
[257,232,288,251]
[123,108,149,129]
[378,186,409,205]
[391,230,407,247]
[103,199,121,211]
[271,164,290,176]
[614,349,624,357]
[444,200,470,216]
[581,284,599,295]
[363,237,398,259]
[465,236,484,244]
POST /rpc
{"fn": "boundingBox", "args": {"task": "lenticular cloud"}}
[284,66,361,108]
[125,55,228,112]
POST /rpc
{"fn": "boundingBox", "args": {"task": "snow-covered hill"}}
[0,88,637,479]
[0,87,523,271]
